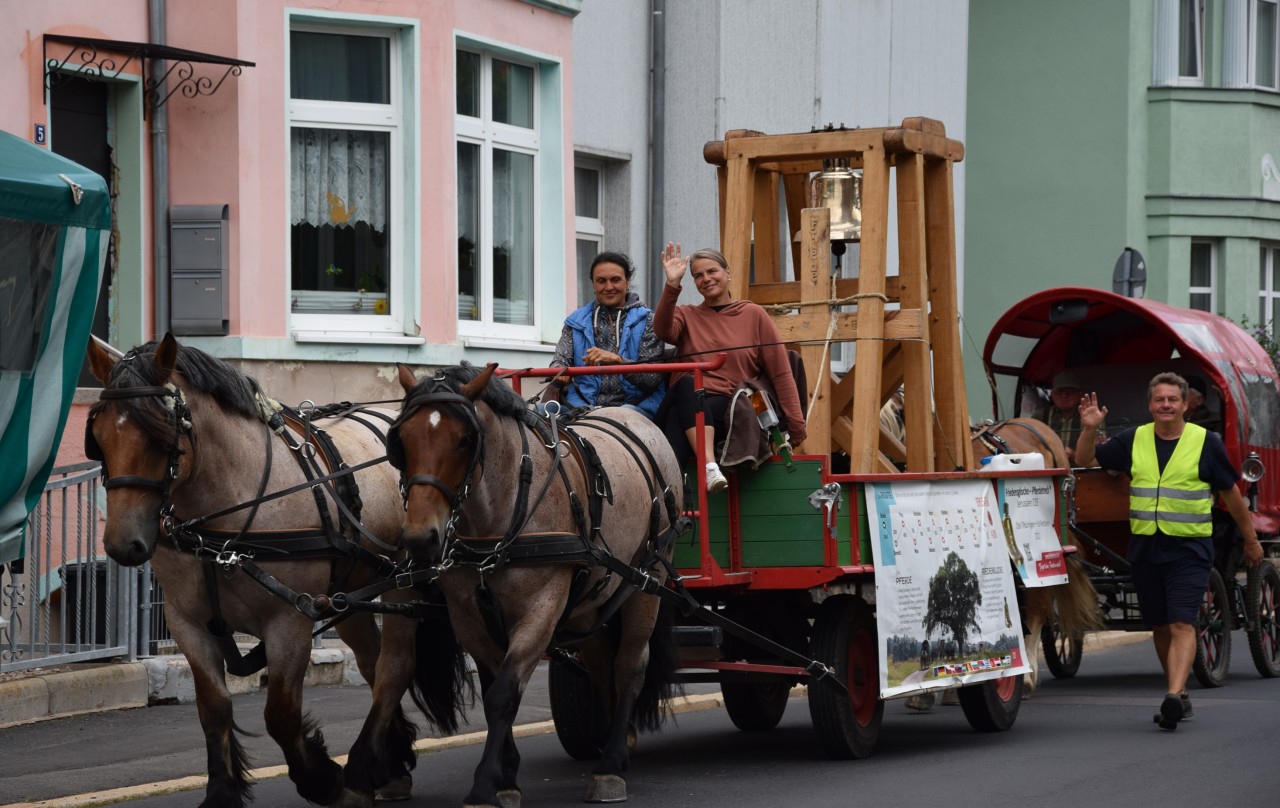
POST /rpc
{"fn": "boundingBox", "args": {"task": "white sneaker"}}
[705,464,728,494]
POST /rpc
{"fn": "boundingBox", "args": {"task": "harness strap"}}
[202,560,269,676]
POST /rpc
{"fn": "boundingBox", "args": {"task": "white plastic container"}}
[979,452,1046,471]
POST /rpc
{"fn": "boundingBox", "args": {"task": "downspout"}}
[149,0,169,337]
[648,0,666,305]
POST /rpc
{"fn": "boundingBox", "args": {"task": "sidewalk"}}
[0,630,1152,730]
[0,640,362,728]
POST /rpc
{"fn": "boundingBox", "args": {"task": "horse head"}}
[87,333,191,566]
[391,362,496,564]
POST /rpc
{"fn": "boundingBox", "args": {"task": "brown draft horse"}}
[971,417,1105,694]
[390,362,683,808]
[86,335,467,808]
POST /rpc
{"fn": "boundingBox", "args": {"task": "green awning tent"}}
[0,130,110,565]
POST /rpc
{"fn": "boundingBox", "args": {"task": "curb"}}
[0,646,363,729]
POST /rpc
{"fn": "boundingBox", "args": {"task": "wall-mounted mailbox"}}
[170,204,229,335]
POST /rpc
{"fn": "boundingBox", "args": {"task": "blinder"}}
[88,383,193,493]
[391,381,486,510]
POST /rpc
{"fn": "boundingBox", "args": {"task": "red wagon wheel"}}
[1193,567,1232,688]
[1246,559,1280,678]
[807,595,883,759]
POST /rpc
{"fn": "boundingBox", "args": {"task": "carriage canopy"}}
[982,286,1280,532]
[0,130,110,563]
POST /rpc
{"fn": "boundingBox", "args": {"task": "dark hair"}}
[1147,372,1188,402]
[1185,374,1208,397]
[590,251,634,281]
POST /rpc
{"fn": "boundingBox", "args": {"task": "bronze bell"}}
[809,159,862,243]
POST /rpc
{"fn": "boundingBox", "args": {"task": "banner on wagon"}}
[998,477,1069,588]
[865,479,1028,698]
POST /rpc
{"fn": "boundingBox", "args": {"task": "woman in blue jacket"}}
[548,252,665,417]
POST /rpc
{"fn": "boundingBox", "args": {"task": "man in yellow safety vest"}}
[1076,372,1262,730]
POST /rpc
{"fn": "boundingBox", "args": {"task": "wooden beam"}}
[752,170,782,283]
[795,208,832,455]
[723,155,755,302]
[895,153,936,472]
[770,309,922,344]
[747,277,902,307]
[783,173,807,279]
[923,156,973,470]
[846,142,890,473]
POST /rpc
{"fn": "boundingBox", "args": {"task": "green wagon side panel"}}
[672,459,857,570]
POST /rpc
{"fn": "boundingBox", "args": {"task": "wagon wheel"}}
[1193,567,1232,688]
[806,596,883,759]
[1040,619,1083,679]
[721,602,807,732]
[548,655,609,761]
[957,674,1022,732]
[1246,560,1280,678]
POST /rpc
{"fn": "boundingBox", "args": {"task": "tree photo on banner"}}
[866,479,1029,698]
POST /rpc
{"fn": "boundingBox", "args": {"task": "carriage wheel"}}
[721,601,806,732]
[957,674,1022,732]
[722,679,793,732]
[806,596,883,760]
[548,656,609,761]
[1246,560,1280,678]
[1040,620,1083,679]
[1193,567,1232,688]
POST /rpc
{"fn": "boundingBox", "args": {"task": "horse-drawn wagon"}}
[497,119,1086,765]
[983,287,1280,685]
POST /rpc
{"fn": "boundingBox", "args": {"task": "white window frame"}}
[456,47,542,343]
[1189,239,1217,312]
[1156,0,1206,86]
[287,21,409,339]
[574,162,604,308]
[1261,244,1280,331]
[1252,0,1280,88]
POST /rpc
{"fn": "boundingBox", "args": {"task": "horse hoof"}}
[584,774,627,803]
[328,788,374,808]
[905,692,936,712]
[497,788,522,808]
[375,775,413,802]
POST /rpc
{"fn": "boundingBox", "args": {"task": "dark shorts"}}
[1128,535,1212,626]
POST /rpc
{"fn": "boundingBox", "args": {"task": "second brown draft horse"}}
[971,417,1104,693]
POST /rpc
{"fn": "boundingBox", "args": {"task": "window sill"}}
[461,336,555,353]
[292,331,426,346]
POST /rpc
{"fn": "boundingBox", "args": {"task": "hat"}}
[1186,374,1207,396]
[1051,369,1082,390]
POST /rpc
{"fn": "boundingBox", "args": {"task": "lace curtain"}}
[290,128,387,230]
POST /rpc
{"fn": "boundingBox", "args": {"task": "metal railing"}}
[0,462,138,671]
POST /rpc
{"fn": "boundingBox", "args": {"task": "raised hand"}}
[1078,391,1108,430]
[661,241,688,288]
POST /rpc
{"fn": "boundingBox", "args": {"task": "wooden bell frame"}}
[703,117,972,474]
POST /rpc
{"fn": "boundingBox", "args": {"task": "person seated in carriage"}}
[1184,374,1222,434]
[545,251,666,417]
[1032,369,1103,465]
[653,242,807,493]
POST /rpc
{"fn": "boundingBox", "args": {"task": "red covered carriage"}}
[983,287,1280,684]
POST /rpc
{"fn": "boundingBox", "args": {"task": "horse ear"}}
[397,363,418,393]
[460,362,498,401]
[153,333,180,384]
[86,335,118,383]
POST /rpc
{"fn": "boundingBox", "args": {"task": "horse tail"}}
[409,607,474,735]
[633,598,682,733]
[1052,554,1105,638]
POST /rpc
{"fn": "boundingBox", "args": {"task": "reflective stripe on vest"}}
[1129,422,1212,537]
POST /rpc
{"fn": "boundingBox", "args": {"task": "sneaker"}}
[1154,693,1184,730]
[1178,691,1193,720]
[705,464,728,494]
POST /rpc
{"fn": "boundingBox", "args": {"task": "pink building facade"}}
[4,0,581,446]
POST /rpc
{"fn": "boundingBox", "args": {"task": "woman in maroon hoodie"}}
[654,242,807,492]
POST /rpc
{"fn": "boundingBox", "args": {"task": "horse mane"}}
[90,340,268,447]
[415,362,545,435]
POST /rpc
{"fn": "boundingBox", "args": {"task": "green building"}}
[964,0,1280,415]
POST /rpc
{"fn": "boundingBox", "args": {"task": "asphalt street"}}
[4,633,1278,808]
